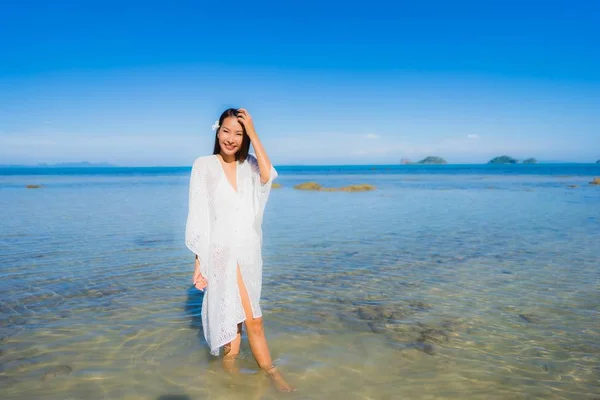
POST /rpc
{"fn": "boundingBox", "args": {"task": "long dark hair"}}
[212,108,251,162]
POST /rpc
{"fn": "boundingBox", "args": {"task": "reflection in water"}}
[184,285,206,347]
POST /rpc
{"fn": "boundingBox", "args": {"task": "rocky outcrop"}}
[590,177,600,185]
[339,184,376,192]
[523,158,537,164]
[25,184,43,189]
[272,183,282,189]
[293,182,322,190]
[293,182,375,192]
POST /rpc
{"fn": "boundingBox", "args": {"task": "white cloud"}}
[467,134,480,139]
[364,133,380,139]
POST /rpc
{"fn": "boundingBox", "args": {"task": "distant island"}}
[0,162,117,168]
[488,156,546,164]
[39,161,117,168]
[400,156,560,165]
[416,156,447,164]
[488,155,518,164]
[597,159,600,164]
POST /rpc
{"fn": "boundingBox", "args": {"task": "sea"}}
[1,163,599,399]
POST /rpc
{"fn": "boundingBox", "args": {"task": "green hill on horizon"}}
[416,156,447,164]
[488,155,518,164]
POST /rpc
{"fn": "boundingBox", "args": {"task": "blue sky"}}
[1,0,598,165]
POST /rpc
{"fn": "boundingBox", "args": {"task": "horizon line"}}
[2,161,599,168]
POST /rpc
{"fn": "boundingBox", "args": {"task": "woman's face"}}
[217,116,244,156]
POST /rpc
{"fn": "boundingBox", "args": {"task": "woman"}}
[185,108,292,392]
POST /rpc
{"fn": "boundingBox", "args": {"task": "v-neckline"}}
[215,154,238,194]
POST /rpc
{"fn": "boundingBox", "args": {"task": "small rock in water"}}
[422,343,435,355]
[25,184,43,189]
[0,376,19,388]
[42,365,72,381]
[589,177,600,185]
[400,348,431,361]
[408,300,432,311]
[501,270,512,274]
[417,325,449,344]
[367,321,386,333]
[356,306,379,321]
[518,313,537,323]
[410,341,435,355]
[356,305,393,321]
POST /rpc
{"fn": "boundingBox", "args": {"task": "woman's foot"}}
[263,365,294,392]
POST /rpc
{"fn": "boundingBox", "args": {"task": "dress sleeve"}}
[185,160,210,277]
[247,154,278,216]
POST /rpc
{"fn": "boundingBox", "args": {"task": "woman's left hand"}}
[237,108,256,137]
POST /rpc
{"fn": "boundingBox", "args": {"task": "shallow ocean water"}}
[1,164,599,399]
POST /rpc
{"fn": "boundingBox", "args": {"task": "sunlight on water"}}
[1,165,599,399]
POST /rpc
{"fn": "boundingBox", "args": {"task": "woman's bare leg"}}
[236,266,293,392]
[222,323,242,373]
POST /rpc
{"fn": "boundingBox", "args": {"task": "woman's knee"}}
[245,317,264,336]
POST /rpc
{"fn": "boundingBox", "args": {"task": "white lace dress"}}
[185,153,277,355]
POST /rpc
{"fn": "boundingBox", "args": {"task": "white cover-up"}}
[185,154,277,355]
